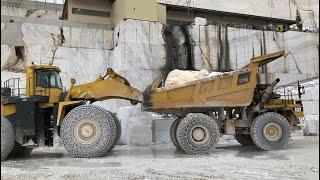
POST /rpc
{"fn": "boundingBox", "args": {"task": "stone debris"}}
[165,69,209,87]
[194,17,208,26]
[165,69,225,87]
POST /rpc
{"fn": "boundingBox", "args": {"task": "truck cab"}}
[1,64,64,152]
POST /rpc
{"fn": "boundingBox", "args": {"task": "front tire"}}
[1,117,15,161]
[176,113,220,155]
[250,112,291,151]
[61,105,117,158]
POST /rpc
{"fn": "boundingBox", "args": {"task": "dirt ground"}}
[1,136,319,180]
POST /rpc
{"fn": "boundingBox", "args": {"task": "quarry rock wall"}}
[1,2,319,145]
[188,24,319,84]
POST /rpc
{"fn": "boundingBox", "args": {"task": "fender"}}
[56,101,84,126]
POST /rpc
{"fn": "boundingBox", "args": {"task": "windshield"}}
[36,70,63,89]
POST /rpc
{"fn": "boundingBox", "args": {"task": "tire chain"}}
[61,105,117,158]
[109,113,121,151]
[1,117,15,161]
[177,113,220,155]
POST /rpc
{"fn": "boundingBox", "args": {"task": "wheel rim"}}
[74,120,101,144]
[263,122,282,142]
[190,125,208,143]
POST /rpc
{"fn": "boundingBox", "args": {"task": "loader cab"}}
[25,64,63,103]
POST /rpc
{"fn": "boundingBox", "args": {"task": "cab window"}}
[36,70,62,89]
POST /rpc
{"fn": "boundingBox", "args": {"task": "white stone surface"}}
[1,22,5,32]
[116,105,160,146]
[1,5,61,19]
[116,105,142,145]
[21,23,60,64]
[194,17,207,26]
[152,118,175,144]
[1,5,28,17]
[301,82,319,135]
[304,115,319,135]
[282,31,319,75]
[27,9,61,19]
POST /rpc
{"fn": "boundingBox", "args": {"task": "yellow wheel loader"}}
[1,63,141,160]
[1,50,305,160]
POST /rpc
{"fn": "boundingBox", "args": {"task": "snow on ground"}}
[1,136,319,180]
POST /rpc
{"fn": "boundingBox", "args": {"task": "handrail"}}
[2,77,50,98]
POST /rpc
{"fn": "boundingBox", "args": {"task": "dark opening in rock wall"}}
[180,25,193,70]
[1,46,25,73]
[163,24,194,71]
[14,46,25,60]
[217,25,231,72]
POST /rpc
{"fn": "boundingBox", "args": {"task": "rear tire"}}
[250,112,291,151]
[1,117,15,161]
[176,113,220,155]
[170,118,182,150]
[8,143,33,158]
[61,105,117,158]
[234,134,254,146]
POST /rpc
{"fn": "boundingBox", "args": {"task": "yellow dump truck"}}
[1,50,304,160]
[143,51,304,154]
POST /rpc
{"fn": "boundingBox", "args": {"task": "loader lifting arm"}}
[56,68,142,126]
[65,69,143,103]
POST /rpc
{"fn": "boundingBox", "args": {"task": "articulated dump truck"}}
[1,51,304,160]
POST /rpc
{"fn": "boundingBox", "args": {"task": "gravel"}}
[1,136,319,180]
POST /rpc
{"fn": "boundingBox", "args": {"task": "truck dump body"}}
[143,51,284,115]
[143,69,257,110]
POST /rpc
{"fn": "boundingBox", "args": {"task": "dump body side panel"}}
[143,68,258,114]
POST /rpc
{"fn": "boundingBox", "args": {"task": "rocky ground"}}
[1,136,319,180]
